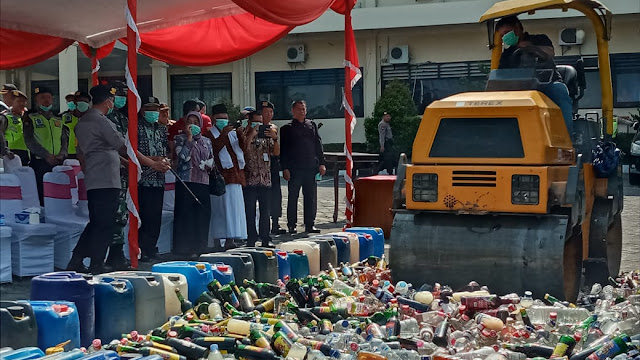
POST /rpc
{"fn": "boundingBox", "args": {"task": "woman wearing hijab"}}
[173,111,214,258]
[205,103,249,251]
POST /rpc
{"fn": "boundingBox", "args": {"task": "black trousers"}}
[30,158,54,205]
[72,188,120,265]
[378,139,395,175]
[139,186,165,256]
[11,150,30,167]
[173,182,210,256]
[287,168,317,228]
[244,186,271,245]
[270,168,282,221]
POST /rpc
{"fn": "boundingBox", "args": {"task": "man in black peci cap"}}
[23,86,69,204]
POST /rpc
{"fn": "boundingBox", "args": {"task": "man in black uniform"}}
[280,100,326,234]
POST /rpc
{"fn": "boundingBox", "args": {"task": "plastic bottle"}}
[476,313,505,331]
[227,319,252,336]
[207,345,223,360]
[586,335,629,360]
[287,342,308,360]
[208,302,223,321]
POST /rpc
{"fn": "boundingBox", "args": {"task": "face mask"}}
[189,124,201,136]
[39,104,53,112]
[76,101,90,113]
[114,96,127,109]
[106,107,113,115]
[242,120,249,127]
[251,122,260,129]
[67,102,76,111]
[144,111,160,123]
[502,30,519,48]
[216,119,229,129]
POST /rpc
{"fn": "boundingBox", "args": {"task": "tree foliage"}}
[364,80,421,156]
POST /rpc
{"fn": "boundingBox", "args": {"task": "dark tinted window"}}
[255,68,364,120]
[429,117,524,158]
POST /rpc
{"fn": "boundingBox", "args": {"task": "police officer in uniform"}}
[23,86,69,204]
[61,91,92,159]
[0,89,30,165]
[105,82,130,269]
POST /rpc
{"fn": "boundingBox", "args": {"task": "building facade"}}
[1,0,639,144]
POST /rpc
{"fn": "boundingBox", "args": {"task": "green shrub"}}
[364,80,421,156]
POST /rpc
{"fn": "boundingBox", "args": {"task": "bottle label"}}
[551,343,569,358]
[272,336,291,356]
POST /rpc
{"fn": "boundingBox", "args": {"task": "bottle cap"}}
[277,251,287,256]
[549,312,558,319]
[195,263,206,270]
[210,344,219,351]
[52,304,69,313]
[92,339,101,348]
[293,249,304,254]
[459,305,467,313]
[263,251,273,256]
[217,264,229,272]
[168,330,178,338]
[168,275,180,281]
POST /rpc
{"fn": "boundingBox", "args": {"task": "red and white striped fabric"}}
[53,165,78,205]
[12,167,39,209]
[63,159,82,177]
[43,172,73,217]
[163,171,176,211]
[0,173,24,223]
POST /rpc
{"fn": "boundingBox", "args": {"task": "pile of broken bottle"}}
[95,257,639,360]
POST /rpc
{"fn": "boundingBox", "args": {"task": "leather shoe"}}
[288,226,297,234]
[305,226,321,233]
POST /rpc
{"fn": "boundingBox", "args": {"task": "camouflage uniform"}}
[107,109,129,246]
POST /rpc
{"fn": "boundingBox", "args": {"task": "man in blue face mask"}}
[137,96,170,261]
[496,15,574,136]
[23,86,70,204]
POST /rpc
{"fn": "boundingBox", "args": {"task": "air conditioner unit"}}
[389,45,409,64]
[559,28,585,46]
[287,45,305,63]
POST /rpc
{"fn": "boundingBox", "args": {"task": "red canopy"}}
[0,0,342,69]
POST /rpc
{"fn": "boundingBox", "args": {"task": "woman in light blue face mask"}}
[172,111,214,258]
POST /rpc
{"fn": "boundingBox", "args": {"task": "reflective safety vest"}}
[62,112,78,155]
[4,113,28,151]
[29,112,63,156]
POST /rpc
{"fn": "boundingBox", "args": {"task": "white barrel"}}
[278,240,321,275]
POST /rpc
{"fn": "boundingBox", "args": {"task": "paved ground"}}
[1,175,638,301]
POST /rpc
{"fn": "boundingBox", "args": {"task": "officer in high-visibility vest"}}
[0,89,30,165]
[23,86,69,204]
[61,91,92,159]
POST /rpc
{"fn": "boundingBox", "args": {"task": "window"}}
[171,73,232,119]
[255,68,364,120]
[30,79,90,113]
[612,53,640,107]
[429,118,524,158]
[382,61,490,113]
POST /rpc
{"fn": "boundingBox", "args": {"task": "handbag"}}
[209,163,226,196]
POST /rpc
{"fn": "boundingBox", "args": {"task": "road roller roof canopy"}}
[479,0,612,40]
[480,0,615,137]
